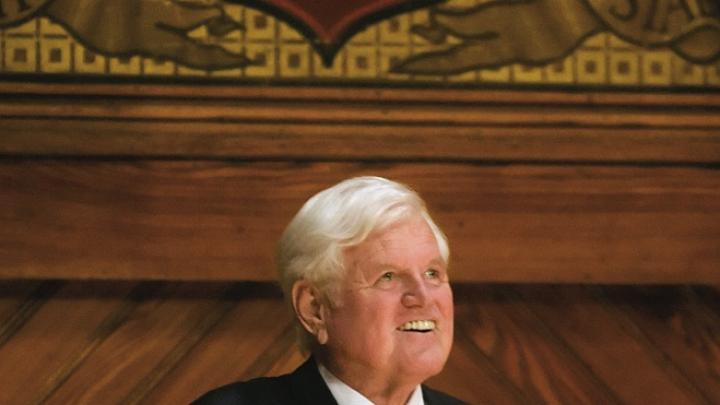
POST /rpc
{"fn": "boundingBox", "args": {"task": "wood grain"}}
[598,286,720,403]
[0,281,138,404]
[1,84,718,163]
[0,281,57,348]
[452,285,620,404]
[0,281,717,404]
[42,283,230,405]
[1,161,718,283]
[3,98,717,128]
[1,82,718,107]
[427,328,530,405]
[516,285,710,404]
[2,119,718,163]
[143,283,295,404]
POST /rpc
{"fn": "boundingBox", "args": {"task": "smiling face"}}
[318,216,454,389]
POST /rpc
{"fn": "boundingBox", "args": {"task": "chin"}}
[399,351,449,379]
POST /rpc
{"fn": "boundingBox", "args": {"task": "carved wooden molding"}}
[0,82,718,283]
[1,82,719,163]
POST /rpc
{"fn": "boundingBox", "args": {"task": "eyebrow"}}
[371,257,446,271]
[427,257,447,267]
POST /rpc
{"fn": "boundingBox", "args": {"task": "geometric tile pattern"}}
[1,2,718,87]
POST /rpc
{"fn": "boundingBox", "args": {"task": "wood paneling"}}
[0,281,718,404]
[0,73,717,405]
[41,283,232,405]
[452,286,621,404]
[512,286,708,404]
[3,119,719,163]
[1,161,718,283]
[1,85,718,163]
[1,83,718,283]
[0,281,55,347]
[0,282,137,404]
[1,83,717,107]
[143,284,295,405]
[599,286,720,402]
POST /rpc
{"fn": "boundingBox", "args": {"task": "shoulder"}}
[190,374,294,405]
[422,385,469,405]
[190,357,335,405]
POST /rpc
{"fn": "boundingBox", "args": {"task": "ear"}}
[292,280,329,345]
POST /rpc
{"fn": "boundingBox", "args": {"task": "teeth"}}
[398,320,436,331]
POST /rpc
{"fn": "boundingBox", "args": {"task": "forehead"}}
[344,218,443,270]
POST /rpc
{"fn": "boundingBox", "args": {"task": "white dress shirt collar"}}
[318,363,425,405]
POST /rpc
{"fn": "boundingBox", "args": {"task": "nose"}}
[401,276,429,308]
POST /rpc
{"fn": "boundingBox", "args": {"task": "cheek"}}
[438,286,454,314]
[438,288,455,335]
[353,298,396,329]
[351,300,400,339]
[329,298,390,336]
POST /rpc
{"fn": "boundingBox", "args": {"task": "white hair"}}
[276,176,449,351]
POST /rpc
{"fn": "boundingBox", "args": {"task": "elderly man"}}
[193,176,464,405]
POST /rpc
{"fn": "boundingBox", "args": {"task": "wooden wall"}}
[1,82,719,404]
[1,281,719,404]
[1,82,719,283]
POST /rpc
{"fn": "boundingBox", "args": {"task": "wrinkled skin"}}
[310,217,454,405]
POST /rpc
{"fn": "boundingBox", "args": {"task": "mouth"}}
[397,320,436,333]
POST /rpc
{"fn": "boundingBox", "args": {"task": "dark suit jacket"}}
[191,357,466,405]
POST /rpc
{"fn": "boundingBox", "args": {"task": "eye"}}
[425,269,439,279]
[380,272,395,282]
[425,268,447,283]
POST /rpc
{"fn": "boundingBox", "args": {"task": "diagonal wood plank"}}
[427,324,530,405]
[142,283,296,404]
[598,286,720,403]
[517,285,710,404]
[36,282,162,404]
[0,281,44,324]
[0,281,138,405]
[0,281,717,404]
[43,282,231,405]
[0,280,59,349]
[238,322,299,380]
[452,285,621,405]
[123,284,244,405]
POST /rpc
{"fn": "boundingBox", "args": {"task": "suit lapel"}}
[290,357,339,405]
[289,359,459,405]
[423,385,464,405]
[423,386,434,405]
